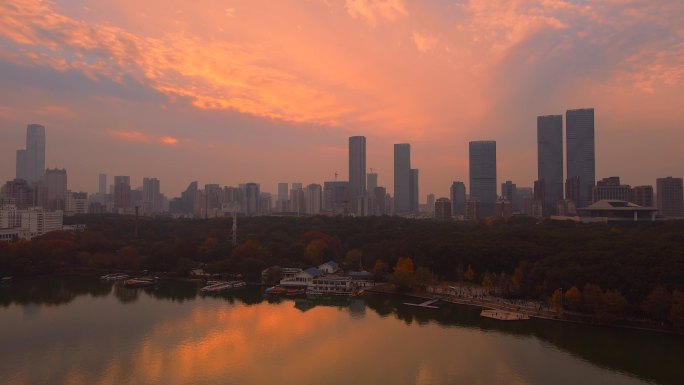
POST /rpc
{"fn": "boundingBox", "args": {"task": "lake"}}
[0,277,682,385]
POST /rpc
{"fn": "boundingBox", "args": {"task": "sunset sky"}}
[1,0,683,198]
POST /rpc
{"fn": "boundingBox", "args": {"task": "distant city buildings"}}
[450,181,466,218]
[656,177,683,218]
[348,136,366,215]
[566,108,595,209]
[537,115,563,216]
[16,124,46,183]
[469,141,497,218]
[434,197,451,221]
[394,144,411,214]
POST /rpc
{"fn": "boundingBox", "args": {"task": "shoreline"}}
[365,283,683,336]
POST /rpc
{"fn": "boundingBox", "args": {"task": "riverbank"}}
[366,283,682,335]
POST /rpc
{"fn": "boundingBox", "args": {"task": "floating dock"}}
[404,298,440,309]
[480,309,529,321]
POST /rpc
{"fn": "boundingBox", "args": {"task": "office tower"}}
[259,193,272,215]
[114,176,131,211]
[566,108,595,208]
[143,178,161,214]
[66,191,88,215]
[631,185,654,207]
[367,172,378,192]
[592,177,631,202]
[349,136,366,215]
[434,198,451,221]
[409,169,419,213]
[244,183,260,216]
[277,183,289,202]
[98,174,107,203]
[450,181,467,218]
[532,180,545,218]
[0,179,34,209]
[537,115,563,216]
[292,183,303,190]
[501,181,517,211]
[289,185,305,214]
[469,141,497,218]
[373,187,386,215]
[15,124,46,183]
[656,177,683,217]
[426,193,435,215]
[516,187,534,215]
[323,181,350,214]
[495,199,512,219]
[394,144,411,213]
[45,168,67,211]
[305,184,322,215]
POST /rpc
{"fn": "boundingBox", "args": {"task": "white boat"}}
[100,273,130,281]
[200,280,246,293]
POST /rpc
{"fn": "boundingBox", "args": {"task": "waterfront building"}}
[394,144,411,214]
[450,181,467,218]
[434,198,451,221]
[566,108,595,208]
[537,115,563,216]
[656,177,683,218]
[469,141,497,218]
[349,136,366,215]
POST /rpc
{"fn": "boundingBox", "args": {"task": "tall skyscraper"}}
[394,144,411,213]
[656,177,683,218]
[277,183,289,202]
[566,108,595,208]
[244,183,261,216]
[450,181,466,217]
[98,174,107,199]
[434,198,452,221]
[349,136,366,215]
[469,141,497,218]
[45,168,67,211]
[501,181,517,211]
[143,177,161,214]
[409,169,419,213]
[537,115,563,216]
[304,184,322,215]
[367,172,378,192]
[16,124,46,183]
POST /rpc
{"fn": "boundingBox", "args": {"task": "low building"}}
[307,275,353,295]
[318,261,340,274]
[577,200,657,222]
[280,267,322,288]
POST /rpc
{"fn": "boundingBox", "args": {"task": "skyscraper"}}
[45,168,67,211]
[537,115,563,216]
[304,184,322,215]
[349,136,366,215]
[244,183,260,216]
[143,177,161,214]
[114,176,131,212]
[469,141,497,218]
[434,198,452,221]
[16,124,46,183]
[277,183,289,202]
[394,144,411,213]
[98,174,107,200]
[450,181,466,218]
[656,177,683,218]
[566,108,595,208]
[409,169,419,213]
[501,181,517,211]
[367,172,378,192]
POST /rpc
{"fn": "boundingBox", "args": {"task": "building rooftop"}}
[578,200,658,212]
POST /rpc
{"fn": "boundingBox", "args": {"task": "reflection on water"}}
[0,277,682,385]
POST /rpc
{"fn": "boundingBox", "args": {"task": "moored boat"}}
[200,280,246,293]
[100,273,130,281]
[264,286,288,295]
[125,277,157,287]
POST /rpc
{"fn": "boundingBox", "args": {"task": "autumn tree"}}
[550,289,563,311]
[670,290,684,332]
[344,249,362,268]
[582,284,604,314]
[372,259,388,280]
[596,289,628,324]
[464,264,476,282]
[390,257,415,291]
[641,285,672,323]
[482,271,493,294]
[414,267,435,290]
[564,286,582,311]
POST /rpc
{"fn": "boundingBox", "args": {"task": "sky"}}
[0,0,683,199]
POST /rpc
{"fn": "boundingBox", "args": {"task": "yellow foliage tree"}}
[564,286,582,311]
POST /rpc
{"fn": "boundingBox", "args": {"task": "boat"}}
[200,280,246,293]
[100,273,130,281]
[124,277,157,287]
[306,275,354,297]
[286,288,306,296]
[264,286,288,295]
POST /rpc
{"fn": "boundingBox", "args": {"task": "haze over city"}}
[1,0,684,198]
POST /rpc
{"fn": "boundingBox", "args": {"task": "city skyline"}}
[1,1,684,198]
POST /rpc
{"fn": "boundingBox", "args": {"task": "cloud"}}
[111,130,179,146]
[412,32,438,53]
[345,0,408,26]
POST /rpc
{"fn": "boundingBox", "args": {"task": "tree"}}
[597,289,628,324]
[670,290,684,332]
[304,239,328,266]
[464,264,476,282]
[344,249,362,268]
[564,286,582,311]
[550,289,563,311]
[582,283,604,314]
[232,240,267,261]
[372,259,388,280]
[389,257,415,290]
[482,271,493,294]
[414,267,435,289]
[641,285,672,323]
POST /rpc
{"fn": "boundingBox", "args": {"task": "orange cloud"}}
[160,136,179,145]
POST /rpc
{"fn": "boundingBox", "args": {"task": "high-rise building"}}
[244,183,260,216]
[143,178,161,214]
[409,169,419,213]
[16,124,46,183]
[305,184,322,215]
[373,186,386,216]
[593,177,631,202]
[0,179,34,209]
[537,115,563,216]
[631,185,654,208]
[501,181,517,211]
[656,177,683,218]
[367,172,378,192]
[566,108,595,208]
[277,183,289,202]
[98,174,107,203]
[495,199,512,219]
[45,168,67,211]
[469,141,497,218]
[434,198,451,221]
[290,185,305,214]
[426,193,435,215]
[450,181,467,218]
[394,144,411,214]
[516,187,534,215]
[323,181,350,214]
[349,136,366,215]
[114,176,131,212]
